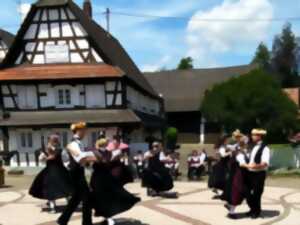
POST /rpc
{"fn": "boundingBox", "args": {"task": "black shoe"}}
[99,220,108,225]
[227,214,238,220]
[245,211,254,217]
[56,219,66,225]
[251,213,261,219]
[219,194,226,200]
[212,195,221,200]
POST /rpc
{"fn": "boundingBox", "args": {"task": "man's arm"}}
[67,143,98,165]
[247,147,270,170]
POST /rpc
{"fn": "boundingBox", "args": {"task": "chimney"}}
[83,0,92,18]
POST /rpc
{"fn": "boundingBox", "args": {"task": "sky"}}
[2,0,300,72]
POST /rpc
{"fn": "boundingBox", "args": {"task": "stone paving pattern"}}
[0,182,300,225]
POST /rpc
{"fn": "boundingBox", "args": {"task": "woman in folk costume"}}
[29,134,73,214]
[90,138,140,225]
[208,135,232,198]
[107,135,134,185]
[224,133,250,219]
[142,141,174,197]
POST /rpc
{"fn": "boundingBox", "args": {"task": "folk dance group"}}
[28,122,175,225]
[208,129,270,219]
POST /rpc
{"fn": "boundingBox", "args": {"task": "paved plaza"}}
[0,178,300,225]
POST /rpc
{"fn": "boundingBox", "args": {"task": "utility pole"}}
[105,8,110,33]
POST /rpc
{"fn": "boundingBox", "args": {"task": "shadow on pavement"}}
[261,210,281,218]
[234,210,280,219]
[94,218,149,225]
[0,185,13,189]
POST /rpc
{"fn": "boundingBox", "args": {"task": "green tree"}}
[272,22,298,87]
[165,127,178,150]
[201,69,299,142]
[252,42,270,68]
[177,57,194,70]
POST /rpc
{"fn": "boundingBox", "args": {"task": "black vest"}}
[253,143,267,164]
[68,138,84,173]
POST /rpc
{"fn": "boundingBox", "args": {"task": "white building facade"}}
[0,0,164,166]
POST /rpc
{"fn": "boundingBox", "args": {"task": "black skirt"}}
[110,161,134,185]
[224,161,247,206]
[142,154,174,192]
[208,157,229,191]
[29,157,73,200]
[90,163,140,218]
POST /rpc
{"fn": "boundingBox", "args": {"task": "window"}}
[20,132,33,148]
[57,88,72,106]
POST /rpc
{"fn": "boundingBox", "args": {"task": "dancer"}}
[133,150,144,179]
[29,134,73,214]
[208,135,231,199]
[91,138,140,225]
[142,142,175,197]
[108,135,134,185]
[224,135,250,219]
[57,122,98,225]
[246,129,270,219]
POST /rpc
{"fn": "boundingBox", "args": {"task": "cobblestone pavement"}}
[0,181,300,225]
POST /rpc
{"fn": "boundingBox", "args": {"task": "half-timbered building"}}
[0,0,164,166]
[0,29,14,62]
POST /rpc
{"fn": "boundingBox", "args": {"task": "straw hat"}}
[95,138,108,149]
[70,122,87,132]
[251,129,267,136]
[232,129,244,138]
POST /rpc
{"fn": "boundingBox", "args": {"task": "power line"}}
[107,11,300,23]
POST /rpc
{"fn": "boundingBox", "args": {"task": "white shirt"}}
[188,156,200,167]
[219,146,230,158]
[111,149,122,159]
[249,142,270,172]
[236,153,246,166]
[144,151,152,159]
[68,136,95,163]
[134,155,144,166]
[159,151,168,161]
[227,143,238,151]
[199,153,206,164]
[188,154,206,167]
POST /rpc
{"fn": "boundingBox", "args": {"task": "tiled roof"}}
[0,109,141,126]
[145,64,258,112]
[0,64,124,81]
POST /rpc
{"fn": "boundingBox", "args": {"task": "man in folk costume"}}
[246,129,270,219]
[57,122,98,225]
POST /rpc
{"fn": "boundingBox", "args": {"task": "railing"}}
[8,149,45,167]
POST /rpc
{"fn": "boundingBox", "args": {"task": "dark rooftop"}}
[144,64,258,112]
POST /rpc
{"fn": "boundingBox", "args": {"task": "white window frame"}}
[55,85,73,108]
[19,131,33,150]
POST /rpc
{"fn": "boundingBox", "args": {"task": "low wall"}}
[270,146,300,169]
